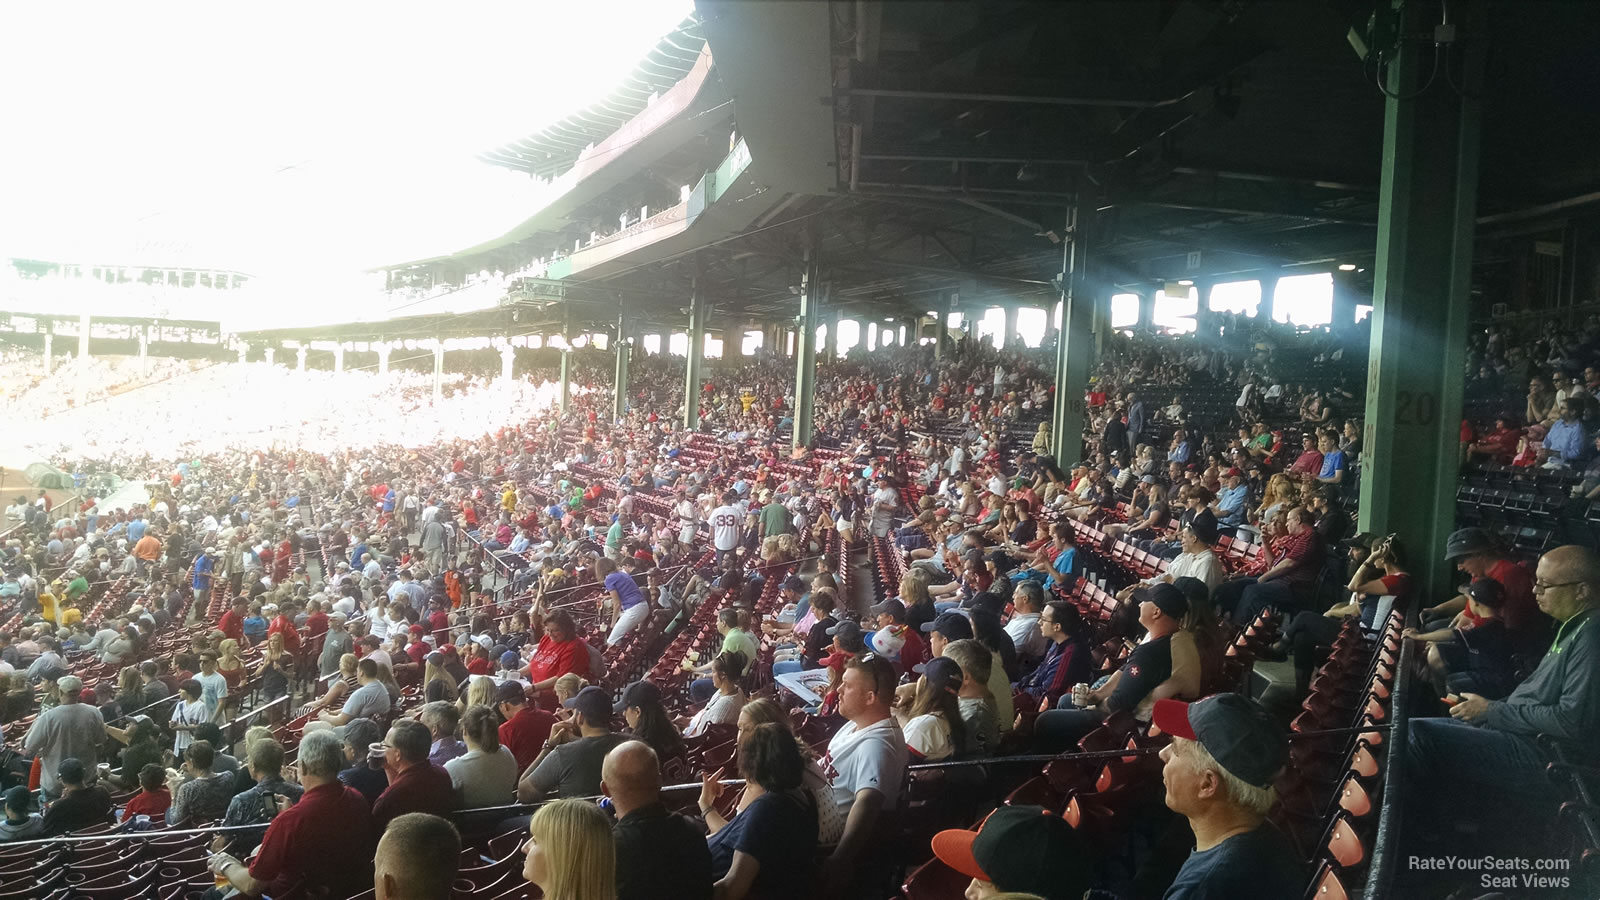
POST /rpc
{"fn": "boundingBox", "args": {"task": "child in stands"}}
[120,764,172,824]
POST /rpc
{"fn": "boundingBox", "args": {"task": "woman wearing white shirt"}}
[446,705,519,808]
[682,651,747,737]
[892,657,966,762]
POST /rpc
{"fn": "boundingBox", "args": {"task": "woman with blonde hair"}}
[522,798,616,900]
[460,675,500,720]
[216,639,246,692]
[424,652,459,703]
[1252,473,1298,533]
[304,653,357,715]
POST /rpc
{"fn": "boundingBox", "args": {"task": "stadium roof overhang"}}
[355,1,1600,340]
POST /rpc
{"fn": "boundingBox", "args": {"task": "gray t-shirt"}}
[342,680,391,720]
[527,734,626,799]
[23,702,105,797]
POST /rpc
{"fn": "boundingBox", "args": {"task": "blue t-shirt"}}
[706,789,817,900]
[192,555,214,591]
[1318,450,1347,480]
[605,571,645,610]
[1163,822,1305,899]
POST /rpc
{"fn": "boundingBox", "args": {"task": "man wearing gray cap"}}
[1152,694,1305,898]
[22,674,104,800]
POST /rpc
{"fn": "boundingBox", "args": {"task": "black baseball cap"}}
[570,686,612,724]
[920,611,974,641]
[826,620,866,652]
[931,805,1093,900]
[1463,576,1505,610]
[1153,693,1286,789]
[869,598,907,621]
[615,680,663,713]
[963,591,1006,617]
[1184,513,1219,546]
[1136,582,1189,620]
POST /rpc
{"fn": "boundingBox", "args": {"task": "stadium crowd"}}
[0,311,1591,900]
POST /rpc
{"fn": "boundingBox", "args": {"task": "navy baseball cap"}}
[1153,693,1286,789]
[920,611,974,641]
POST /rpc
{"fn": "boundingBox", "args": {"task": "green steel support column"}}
[1331,269,1360,334]
[684,270,704,429]
[1051,206,1093,462]
[792,249,820,455]
[823,310,839,361]
[1359,0,1485,598]
[558,347,571,415]
[613,313,631,422]
[1260,273,1281,324]
[1003,305,1019,351]
[1135,289,1155,332]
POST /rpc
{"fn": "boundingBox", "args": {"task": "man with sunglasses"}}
[1403,544,1600,870]
[820,654,906,896]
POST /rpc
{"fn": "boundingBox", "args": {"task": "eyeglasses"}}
[1534,579,1583,594]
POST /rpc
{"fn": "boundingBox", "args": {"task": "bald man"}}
[374,812,461,900]
[1404,544,1600,862]
[602,740,712,900]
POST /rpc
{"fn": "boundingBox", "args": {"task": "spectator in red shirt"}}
[208,730,373,899]
[1214,507,1323,627]
[1287,434,1324,481]
[371,719,456,832]
[120,764,172,823]
[497,681,557,773]
[427,596,451,645]
[523,610,589,694]
[268,605,302,655]
[217,598,247,645]
[1424,527,1551,658]
[303,601,329,639]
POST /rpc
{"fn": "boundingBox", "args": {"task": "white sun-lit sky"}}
[0,1,692,294]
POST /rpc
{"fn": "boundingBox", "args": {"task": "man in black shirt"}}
[337,718,388,804]
[1033,583,1184,753]
[42,758,113,835]
[1152,694,1304,899]
[603,740,712,900]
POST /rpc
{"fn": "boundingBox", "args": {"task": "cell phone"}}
[1440,695,1459,706]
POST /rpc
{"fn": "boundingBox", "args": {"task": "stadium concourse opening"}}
[1,1,1599,899]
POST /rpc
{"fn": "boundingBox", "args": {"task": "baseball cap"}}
[1464,576,1505,610]
[57,758,87,785]
[499,650,520,670]
[1445,527,1496,560]
[1140,474,1157,484]
[1184,514,1219,546]
[921,656,964,694]
[869,598,907,621]
[1346,532,1380,550]
[615,680,663,713]
[826,620,866,652]
[495,681,528,705]
[424,652,444,666]
[57,675,83,695]
[931,805,1092,899]
[1152,693,1286,789]
[782,575,806,593]
[963,591,1006,617]
[2,786,29,812]
[1136,582,1189,621]
[570,686,612,723]
[921,611,974,641]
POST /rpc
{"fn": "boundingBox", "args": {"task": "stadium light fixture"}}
[1338,263,1357,271]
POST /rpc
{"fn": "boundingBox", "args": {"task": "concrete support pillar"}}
[332,344,345,374]
[77,312,91,363]
[613,314,631,422]
[236,344,247,365]
[1003,305,1020,350]
[1052,206,1093,463]
[432,340,444,405]
[792,249,820,456]
[823,310,840,361]
[683,266,705,429]
[558,348,572,414]
[934,304,948,360]
[377,343,391,376]
[296,346,307,372]
[264,347,275,367]
[867,322,878,352]
[43,332,53,373]
[1359,0,1485,598]
[500,342,515,383]
[138,325,149,369]
[1135,289,1155,331]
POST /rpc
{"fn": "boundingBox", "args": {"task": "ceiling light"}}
[1178,280,1193,286]
[1338,263,1357,271]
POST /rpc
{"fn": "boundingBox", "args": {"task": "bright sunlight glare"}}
[0,0,693,298]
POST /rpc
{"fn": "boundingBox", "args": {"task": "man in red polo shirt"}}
[303,600,329,639]
[522,610,589,693]
[497,681,556,773]
[268,604,302,655]
[371,719,455,831]
[208,730,372,899]
[217,597,247,644]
